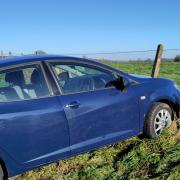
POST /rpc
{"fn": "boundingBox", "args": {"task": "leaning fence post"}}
[151,44,164,78]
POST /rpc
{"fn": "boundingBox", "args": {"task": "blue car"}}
[0,55,179,179]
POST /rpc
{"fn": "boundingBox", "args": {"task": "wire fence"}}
[1,48,180,60]
[0,48,180,84]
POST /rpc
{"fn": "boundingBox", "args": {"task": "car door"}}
[0,62,70,167]
[48,60,140,155]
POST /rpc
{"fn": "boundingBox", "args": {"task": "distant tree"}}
[34,50,46,55]
[174,55,180,62]
[145,58,153,63]
[0,50,3,59]
[9,51,12,57]
[162,58,173,62]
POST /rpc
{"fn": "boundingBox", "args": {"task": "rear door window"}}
[0,64,49,102]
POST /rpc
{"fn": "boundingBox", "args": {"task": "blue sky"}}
[0,0,180,59]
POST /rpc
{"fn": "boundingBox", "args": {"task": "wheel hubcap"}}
[154,109,172,135]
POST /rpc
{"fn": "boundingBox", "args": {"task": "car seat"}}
[5,71,30,100]
[30,69,47,97]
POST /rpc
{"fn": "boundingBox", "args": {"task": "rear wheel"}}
[144,102,172,138]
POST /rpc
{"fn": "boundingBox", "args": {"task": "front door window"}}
[50,62,115,94]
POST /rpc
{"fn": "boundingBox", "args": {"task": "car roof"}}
[0,54,78,67]
[0,54,127,76]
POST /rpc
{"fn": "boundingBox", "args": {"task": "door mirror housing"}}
[106,76,126,91]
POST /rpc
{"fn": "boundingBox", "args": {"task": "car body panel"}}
[128,77,180,131]
[58,86,139,155]
[0,96,70,175]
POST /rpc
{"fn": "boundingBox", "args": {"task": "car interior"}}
[51,64,117,94]
[0,63,127,101]
[0,68,48,102]
[54,65,130,94]
[58,72,114,94]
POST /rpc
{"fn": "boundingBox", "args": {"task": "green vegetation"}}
[13,61,180,180]
[105,61,180,85]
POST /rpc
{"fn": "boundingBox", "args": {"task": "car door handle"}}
[65,101,80,109]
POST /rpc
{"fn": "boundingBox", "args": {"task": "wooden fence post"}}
[151,44,164,78]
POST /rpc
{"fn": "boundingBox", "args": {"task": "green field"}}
[13,62,180,180]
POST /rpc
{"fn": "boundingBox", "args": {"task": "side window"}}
[50,62,115,94]
[0,64,49,102]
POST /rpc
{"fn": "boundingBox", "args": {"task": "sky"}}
[0,0,180,60]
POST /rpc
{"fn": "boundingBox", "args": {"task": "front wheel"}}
[0,165,4,180]
[144,102,172,138]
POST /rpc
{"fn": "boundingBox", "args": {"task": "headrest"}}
[5,70,25,86]
[31,69,41,85]
[58,72,69,80]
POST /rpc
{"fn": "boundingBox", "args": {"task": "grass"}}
[13,61,180,180]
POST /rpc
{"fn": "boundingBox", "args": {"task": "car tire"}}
[0,165,4,180]
[144,102,172,138]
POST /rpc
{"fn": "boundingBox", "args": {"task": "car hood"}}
[129,74,174,85]
[129,74,152,83]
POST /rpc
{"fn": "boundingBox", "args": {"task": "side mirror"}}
[106,76,126,91]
